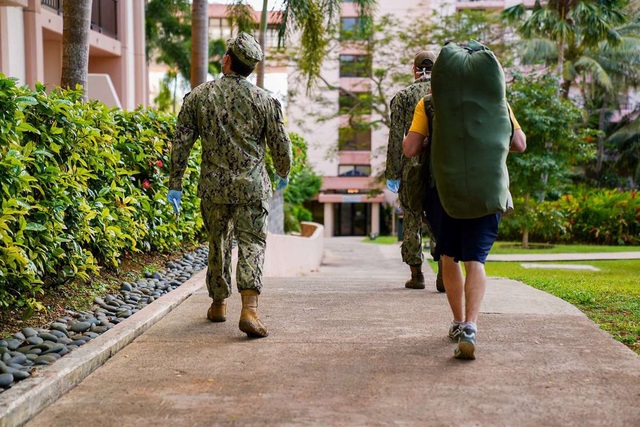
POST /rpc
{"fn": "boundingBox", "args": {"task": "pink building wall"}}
[0,0,147,109]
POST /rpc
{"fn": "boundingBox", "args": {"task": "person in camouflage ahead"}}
[385,50,443,291]
[168,32,292,338]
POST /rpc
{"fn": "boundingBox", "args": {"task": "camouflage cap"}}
[227,32,264,68]
[414,50,436,70]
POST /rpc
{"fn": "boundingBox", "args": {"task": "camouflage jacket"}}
[385,78,431,181]
[169,74,292,203]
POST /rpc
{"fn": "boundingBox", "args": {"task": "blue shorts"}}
[434,212,501,264]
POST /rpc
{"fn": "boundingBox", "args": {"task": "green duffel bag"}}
[431,40,513,219]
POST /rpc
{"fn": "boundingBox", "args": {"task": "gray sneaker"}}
[448,323,462,341]
[454,327,476,360]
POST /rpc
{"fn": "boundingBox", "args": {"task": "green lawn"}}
[491,241,640,254]
[365,236,640,254]
[484,260,640,355]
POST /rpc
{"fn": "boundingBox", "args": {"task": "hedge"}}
[500,189,640,245]
[0,76,204,314]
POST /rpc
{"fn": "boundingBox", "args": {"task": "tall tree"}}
[504,0,639,178]
[502,0,628,98]
[606,109,640,187]
[257,0,269,88]
[298,10,510,163]
[507,75,599,246]
[145,0,191,75]
[61,0,92,101]
[191,0,209,88]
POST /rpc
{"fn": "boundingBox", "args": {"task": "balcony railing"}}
[41,0,118,40]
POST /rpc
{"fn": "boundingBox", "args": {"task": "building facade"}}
[287,0,432,238]
[0,0,147,109]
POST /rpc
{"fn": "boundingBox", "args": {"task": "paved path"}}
[9,238,640,426]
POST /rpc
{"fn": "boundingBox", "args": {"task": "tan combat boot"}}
[207,299,227,322]
[239,290,268,338]
[405,264,425,289]
[436,259,445,293]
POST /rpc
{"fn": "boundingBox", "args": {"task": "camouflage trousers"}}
[200,198,269,301]
[399,192,424,266]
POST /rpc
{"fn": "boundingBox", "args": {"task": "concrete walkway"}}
[7,238,640,426]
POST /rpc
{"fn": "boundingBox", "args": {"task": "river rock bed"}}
[0,246,208,392]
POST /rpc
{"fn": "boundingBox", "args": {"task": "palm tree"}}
[61,0,93,101]
[503,0,628,98]
[191,0,209,89]
[503,0,640,179]
[228,0,376,90]
[607,108,640,187]
[145,0,191,72]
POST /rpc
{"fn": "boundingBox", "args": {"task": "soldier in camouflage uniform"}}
[168,32,292,338]
[385,50,443,291]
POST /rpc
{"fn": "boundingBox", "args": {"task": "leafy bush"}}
[500,189,640,245]
[282,134,322,233]
[0,75,203,314]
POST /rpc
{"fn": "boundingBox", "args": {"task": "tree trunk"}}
[557,36,570,99]
[256,0,268,89]
[595,92,609,175]
[61,0,92,102]
[190,0,209,89]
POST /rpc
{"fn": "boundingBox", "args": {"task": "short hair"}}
[227,49,255,77]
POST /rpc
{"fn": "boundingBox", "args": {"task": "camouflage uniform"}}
[169,33,292,302]
[385,77,431,266]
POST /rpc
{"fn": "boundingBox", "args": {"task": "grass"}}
[491,241,640,254]
[365,235,402,245]
[484,260,640,355]
[365,236,640,254]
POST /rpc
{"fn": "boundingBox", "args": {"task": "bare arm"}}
[510,128,526,153]
[403,131,425,158]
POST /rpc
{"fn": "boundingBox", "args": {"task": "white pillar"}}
[323,202,334,237]
[371,202,380,236]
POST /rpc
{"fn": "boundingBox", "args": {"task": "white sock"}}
[461,322,477,332]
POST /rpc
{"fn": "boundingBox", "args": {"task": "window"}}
[339,91,372,115]
[339,55,371,78]
[264,24,282,49]
[338,165,371,176]
[338,127,371,151]
[340,16,371,41]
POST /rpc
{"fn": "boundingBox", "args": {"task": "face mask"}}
[420,69,432,80]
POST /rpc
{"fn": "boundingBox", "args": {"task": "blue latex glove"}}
[386,179,400,194]
[276,175,289,190]
[167,190,182,215]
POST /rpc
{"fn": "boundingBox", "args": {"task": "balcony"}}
[456,0,505,10]
[0,0,28,7]
[41,0,118,40]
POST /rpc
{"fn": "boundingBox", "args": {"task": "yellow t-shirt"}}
[408,98,521,136]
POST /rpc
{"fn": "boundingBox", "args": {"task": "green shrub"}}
[501,189,640,245]
[0,75,204,314]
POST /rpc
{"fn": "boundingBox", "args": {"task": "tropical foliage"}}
[500,188,640,245]
[503,0,640,184]
[282,134,322,233]
[0,76,203,315]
